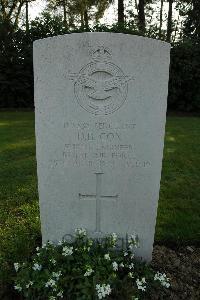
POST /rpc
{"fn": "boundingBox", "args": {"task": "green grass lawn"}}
[0,111,200,258]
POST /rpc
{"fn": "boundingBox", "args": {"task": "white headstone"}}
[34,32,170,261]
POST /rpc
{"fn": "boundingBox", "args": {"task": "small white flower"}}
[14,284,22,292]
[36,246,40,251]
[110,232,117,245]
[32,263,42,271]
[132,297,139,300]
[62,246,73,256]
[49,297,56,300]
[119,262,124,268]
[52,271,62,280]
[112,261,118,271]
[50,258,56,265]
[128,272,134,278]
[154,272,170,288]
[75,228,87,237]
[57,290,64,297]
[128,233,139,249]
[14,263,20,272]
[131,254,135,260]
[26,281,33,288]
[136,278,146,292]
[124,251,128,256]
[84,267,94,277]
[129,263,134,269]
[45,279,56,288]
[104,253,110,260]
[96,283,112,299]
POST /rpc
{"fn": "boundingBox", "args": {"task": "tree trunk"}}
[159,0,164,38]
[84,9,89,29]
[166,0,173,42]
[25,1,29,33]
[118,0,124,24]
[135,0,139,14]
[138,0,145,33]
[63,0,67,27]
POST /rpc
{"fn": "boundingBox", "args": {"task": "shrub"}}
[13,229,170,300]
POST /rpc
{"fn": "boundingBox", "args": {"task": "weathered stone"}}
[33,32,170,261]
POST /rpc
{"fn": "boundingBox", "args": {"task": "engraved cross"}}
[79,172,118,232]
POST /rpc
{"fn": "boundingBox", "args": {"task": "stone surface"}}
[33,32,170,261]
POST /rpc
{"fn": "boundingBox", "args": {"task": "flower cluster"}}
[154,272,170,288]
[96,283,112,299]
[14,262,20,272]
[13,229,170,299]
[136,277,146,292]
[75,228,87,237]
[62,246,73,256]
[128,233,139,249]
[84,267,94,277]
[32,263,42,271]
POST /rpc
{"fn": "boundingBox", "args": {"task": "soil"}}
[149,245,200,300]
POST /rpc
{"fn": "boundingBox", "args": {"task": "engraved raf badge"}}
[69,46,134,115]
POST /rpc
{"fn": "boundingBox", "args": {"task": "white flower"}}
[154,272,170,288]
[62,246,73,256]
[119,262,124,268]
[14,263,20,272]
[132,297,139,300]
[52,271,62,280]
[124,251,128,256]
[45,279,56,288]
[128,234,139,249]
[32,263,42,271]
[129,263,134,269]
[75,228,87,237]
[49,297,56,300]
[128,272,134,278]
[14,284,22,292]
[96,283,112,299]
[57,290,64,297]
[131,254,135,260]
[25,281,33,288]
[136,278,146,292]
[84,267,94,277]
[50,258,56,265]
[104,253,110,260]
[36,246,40,251]
[112,261,118,271]
[110,233,117,245]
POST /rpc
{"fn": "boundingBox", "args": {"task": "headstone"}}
[33,32,170,261]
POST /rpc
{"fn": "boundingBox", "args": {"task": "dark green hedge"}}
[0,21,200,111]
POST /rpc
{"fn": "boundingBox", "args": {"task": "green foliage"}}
[13,230,170,299]
[0,13,200,111]
[0,23,33,108]
[168,40,200,111]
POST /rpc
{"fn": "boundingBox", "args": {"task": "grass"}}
[0,111,200,254]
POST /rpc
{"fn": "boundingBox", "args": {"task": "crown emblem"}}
[91,46,111,61]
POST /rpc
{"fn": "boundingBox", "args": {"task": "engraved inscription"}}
[79,172,118,232]
[69,46,134,115]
